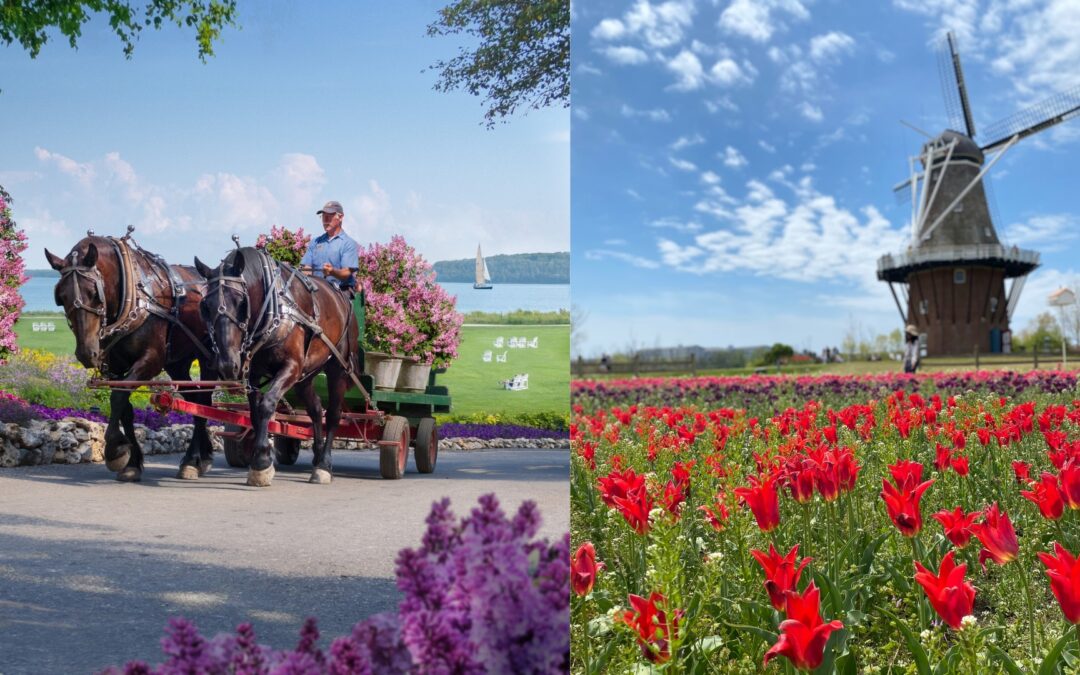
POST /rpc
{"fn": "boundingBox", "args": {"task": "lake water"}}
[18,275,569,315]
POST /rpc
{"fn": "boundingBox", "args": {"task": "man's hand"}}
[322,262,335,277]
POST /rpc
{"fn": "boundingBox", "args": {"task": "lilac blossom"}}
[98,495,570,674]
[0,187,28,363]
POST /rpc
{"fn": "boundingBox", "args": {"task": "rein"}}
[206,248,369,404]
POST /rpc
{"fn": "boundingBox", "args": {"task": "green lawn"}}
[15,313,569,417]
[438,325,569,417]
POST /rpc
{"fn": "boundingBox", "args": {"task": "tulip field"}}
[570,371,1080,673]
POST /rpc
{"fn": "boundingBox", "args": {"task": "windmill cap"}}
[317,200,343,215]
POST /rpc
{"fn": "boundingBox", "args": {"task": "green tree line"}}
[433,252,568,284]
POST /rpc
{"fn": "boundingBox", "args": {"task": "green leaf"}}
[932,643,961,675]
[1038,627,1078,675]
[986,643,1025,675]
[587,614,614,637]
[723,621,778,646]
[877,607,930,675]
[585,638,618,675]
[860,532,891,573]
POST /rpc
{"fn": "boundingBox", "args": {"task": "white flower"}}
[960,615,977,629]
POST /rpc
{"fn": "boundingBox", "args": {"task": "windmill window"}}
[984,227,992,238]
[954,269,966,284]
[919,299,929,315]
[989,297,999,315]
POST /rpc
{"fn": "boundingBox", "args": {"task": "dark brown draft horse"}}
[194,246,361,487]
[45,230,218,482]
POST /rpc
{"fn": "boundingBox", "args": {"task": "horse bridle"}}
[58,262,109,321]
[202,250,283,381]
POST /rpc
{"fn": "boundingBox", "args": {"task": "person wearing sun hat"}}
[301,200,359,292]
[903,324,921,374]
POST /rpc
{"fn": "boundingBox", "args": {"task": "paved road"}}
[0,448,569,674]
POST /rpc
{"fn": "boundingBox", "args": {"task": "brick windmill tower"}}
[877,33,1080,356]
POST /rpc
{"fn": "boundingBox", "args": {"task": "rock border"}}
[0,417,569,468]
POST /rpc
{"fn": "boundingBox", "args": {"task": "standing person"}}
[301,200,359,292]
[903,325,921,374]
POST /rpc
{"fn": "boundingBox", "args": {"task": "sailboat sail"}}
[474,244,493,289]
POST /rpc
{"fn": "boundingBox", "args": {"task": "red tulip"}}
[1059,459,1080,509]
[1013,460,1033,486]
[620,592,681,664]
[1038,542,1080,623]
[577,440,597,471]
[751,543,812,611]
[763,582,844,671]
[971,503,1019,567]
[934,443,952,472]
[913,551,976,629]
[597,467,643,508]
[950,455,969,477]
[1021,472,1065,520]
[783,459,816,504]
[571,542,603,597]
[735,472,781,532]
[662,480,686,516]
[698,495,729,531]
[613,480,653,535]
[931,507,980,548]
[881,466,934,537]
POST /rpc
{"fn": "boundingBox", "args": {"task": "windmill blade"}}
[938,32,976,137]
[980,84,1080,153]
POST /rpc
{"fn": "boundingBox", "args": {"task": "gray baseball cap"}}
[317,200,344,215]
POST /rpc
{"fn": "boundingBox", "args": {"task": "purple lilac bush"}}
[437,422,568,440]
[255,225,312,267]
[101,495,570,674]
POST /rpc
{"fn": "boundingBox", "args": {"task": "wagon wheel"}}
[413,417,438,474]
[222,424,253,468]
[379,416,410,480]
[273,436,302,466]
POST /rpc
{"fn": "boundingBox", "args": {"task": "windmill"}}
[877,32,1080,356]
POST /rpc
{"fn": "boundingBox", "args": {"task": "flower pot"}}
[396,358,431,393]
[365,351,403,391]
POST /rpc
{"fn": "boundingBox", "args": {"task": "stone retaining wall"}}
[0,418,569,468]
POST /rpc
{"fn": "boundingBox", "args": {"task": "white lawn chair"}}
[503,373,529,391]
[493,336,504,348]
[495,351,508,362]
[47,322,55,332]
[482,350,493,362]
[527,337,539,348]
[507,337,519,348]
[32,322,40,332]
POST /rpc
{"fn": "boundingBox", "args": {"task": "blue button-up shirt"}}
[301,231,359,289]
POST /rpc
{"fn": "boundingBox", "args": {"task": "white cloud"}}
[895,0,1080,102]
[670,133,705,150]
[592,18,627,40]
[34,147,94,185]
[649,217,704,232]
[710,58,752,86]
[584,248,660,269]
[576,62,603,76]
[665,49,706,90]
[604,238,628,246]
[593,0,695,49]
[600,45,649,65]
[626,188,644,200]
[1005,213,1079,250]
[719,0,809,43]
[721,146,748,168]
[798,102,824,122]
[669,156,698,172]
[704,96,739,113]
[574,107,590,121]
[656,176,908,286]
[808,31,855,62]
[759,140,777,153]
[621,104,672,122]
[700,170,722,184]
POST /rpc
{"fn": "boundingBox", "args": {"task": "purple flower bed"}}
[20,404,201,430]
[437,423,569,440]
[102,494,570,674]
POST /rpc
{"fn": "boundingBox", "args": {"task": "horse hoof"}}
[198,460,213,476]
[176,465,200,480]
[105,448,131,472]
[116,467,142,482]
[246,465,275,488]
[308,468,332,485]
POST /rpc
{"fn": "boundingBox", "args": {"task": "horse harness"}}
[204,248,369,404]
[58,230,213,375]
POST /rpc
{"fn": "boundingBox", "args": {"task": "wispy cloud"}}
[719,0,810,43]
[585,248,660,269]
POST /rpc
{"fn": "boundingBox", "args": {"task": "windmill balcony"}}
[877,244,1039,282]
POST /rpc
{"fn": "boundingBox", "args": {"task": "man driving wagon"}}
[301,200,359,292]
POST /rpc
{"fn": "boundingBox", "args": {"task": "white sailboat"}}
[474,244,493,290]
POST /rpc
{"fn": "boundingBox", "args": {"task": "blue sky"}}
[0,1,569,270]
[572,0,1080,356]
